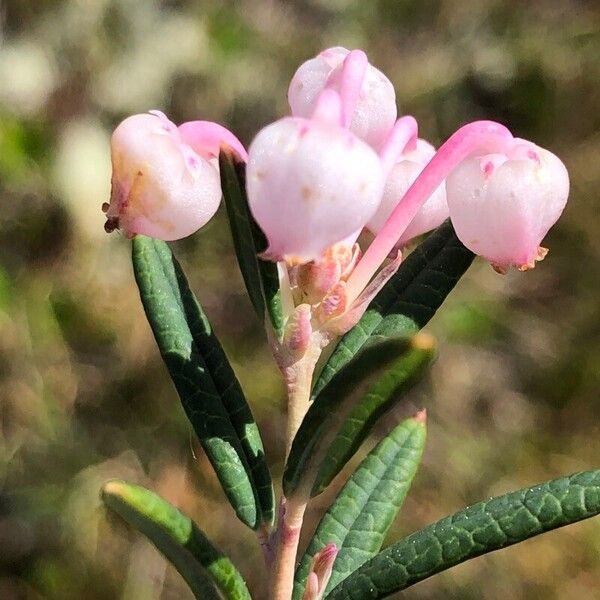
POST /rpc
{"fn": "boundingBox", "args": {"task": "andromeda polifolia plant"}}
[100,47,597,600]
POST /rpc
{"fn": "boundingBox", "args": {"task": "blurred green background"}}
[1,1,599,598]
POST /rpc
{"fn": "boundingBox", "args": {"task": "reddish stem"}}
[336,50,368,128]
[345,120,514,304]
[379,116,418,175]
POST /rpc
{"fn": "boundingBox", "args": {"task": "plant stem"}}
[379,116,418,176]
[270,496,308,600]
[270,335,325,599]
[284,353,317,458]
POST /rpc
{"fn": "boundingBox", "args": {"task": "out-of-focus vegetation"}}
[0,1,598,598]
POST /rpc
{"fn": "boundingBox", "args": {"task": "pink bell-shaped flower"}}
[104,111,225,241]
[246,91,385,264]
[368,138,448,245]
[288,47,397,150]
[446,140,569,272]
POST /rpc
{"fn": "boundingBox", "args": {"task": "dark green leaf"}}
[294,414,426,599]
[326,469,600,599]
[102,479,251,600]
[132,236,274,529]
[219,149,284,337]
[311,335,434,496]
[283,336,429,498]
[313,220,473,398]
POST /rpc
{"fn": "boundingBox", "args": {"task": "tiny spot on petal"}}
[301,185,315,201]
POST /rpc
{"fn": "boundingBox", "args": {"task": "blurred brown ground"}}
[0,1,599,598]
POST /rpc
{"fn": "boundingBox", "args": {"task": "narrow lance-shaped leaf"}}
[313,220,474,398]
[294,413,426,599]
[311,335,434,496]
[326,469,600,600]
[219,149,284,338]
[132,236,274,529]
[284,336,429,499]
[102,480,252,600]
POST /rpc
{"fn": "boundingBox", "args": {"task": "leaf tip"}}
[410,331,436,352]
[413,408,427,423]
[101,478,126,500]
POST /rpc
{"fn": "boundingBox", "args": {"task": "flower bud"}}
[446,140,569,272]
[105,111,222,241]
[288,47,397,149]
[368,139,448,245]
[246,113,385,264]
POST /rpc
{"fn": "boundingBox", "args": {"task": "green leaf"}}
[283,336,430,499]
[219,149,284,337]
[102,479,251,600]
[326,469,600,600]
[313,220,474,398]
[294,414,426,599]
[132,236,274,529]
[311,335,434,496]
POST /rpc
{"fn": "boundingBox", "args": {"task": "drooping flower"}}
[246,90,385,264]
[288,46,397,149]
[345,121,569,306]
[104,111,243,241]
[368,137,448,245]
[446,140,569,272]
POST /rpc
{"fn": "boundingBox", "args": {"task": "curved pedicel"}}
[345,120,514,303]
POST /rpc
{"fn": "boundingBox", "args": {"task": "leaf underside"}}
[132,236,274,529]
[313,220,474,399]
[326,469,600,599]
[294,415,427,599]
[219,150,284,338]
[102,479,251,600]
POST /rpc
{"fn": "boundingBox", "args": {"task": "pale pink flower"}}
[446,139,569,272]
[345,121,569,305]
[246,91,385,264]
[105,111,243,241]
[288,47,397,149]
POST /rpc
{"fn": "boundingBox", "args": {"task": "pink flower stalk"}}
[346,120,570,303]
[369,118,449,246]
[104,111,244,241]
[288,46,397,149]
[446,139,569,272]
[344,120,514,303]
[178,120,248,162]
[246,90,385,264]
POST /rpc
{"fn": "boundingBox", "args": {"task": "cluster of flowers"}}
[104,47,569,342]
